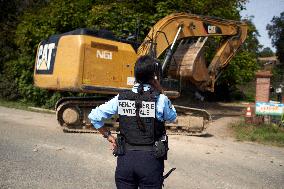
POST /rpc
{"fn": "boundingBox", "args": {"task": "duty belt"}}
[125,143,154,151]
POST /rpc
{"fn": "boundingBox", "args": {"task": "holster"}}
[153,135,169,160]
[113,134,125,157]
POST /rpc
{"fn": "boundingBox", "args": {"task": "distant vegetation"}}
[258,47,274,57]
[267,12,284,63]
[0,0,265,107]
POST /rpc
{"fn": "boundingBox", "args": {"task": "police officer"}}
[88,55,177,189]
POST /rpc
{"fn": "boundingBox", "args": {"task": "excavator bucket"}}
[169,37,209,85]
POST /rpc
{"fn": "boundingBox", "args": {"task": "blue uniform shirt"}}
[88,83,177,129]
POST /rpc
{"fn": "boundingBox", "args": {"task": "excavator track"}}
[56,96,111,131]
[56,97,211,136]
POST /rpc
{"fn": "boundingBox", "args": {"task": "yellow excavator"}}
[34,13,248,134]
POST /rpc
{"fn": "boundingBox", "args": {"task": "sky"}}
[240,0,284,52]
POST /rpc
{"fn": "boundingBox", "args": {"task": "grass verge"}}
[0,99,35,111]
[232,121,284,147]
[0,99,55,114]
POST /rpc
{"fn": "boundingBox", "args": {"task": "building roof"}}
[258,56,278,62]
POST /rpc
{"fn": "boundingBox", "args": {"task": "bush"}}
[0,74,20,100]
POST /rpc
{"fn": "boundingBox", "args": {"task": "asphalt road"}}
[0,106,283,189]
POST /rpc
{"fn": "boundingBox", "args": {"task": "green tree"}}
[0,0,43,99]
[267,12,284,63]
[11,0,94,105]
[258,47,274,57]
[218,19,260,86]
[86,0,247,38]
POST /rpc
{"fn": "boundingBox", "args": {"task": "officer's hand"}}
[107,135,117,150]
[150,79,164,94]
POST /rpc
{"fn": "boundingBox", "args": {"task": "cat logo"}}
[207,25,216,34]
[203,23,222,34]
[36,43,55,71]
[96,50,112,60]
[35,37,58,75]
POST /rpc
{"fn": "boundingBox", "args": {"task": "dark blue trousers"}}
[115,150,164,189]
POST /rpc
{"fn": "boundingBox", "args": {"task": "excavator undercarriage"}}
[56,96,211,135]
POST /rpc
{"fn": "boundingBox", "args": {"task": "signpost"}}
[255,102,284,116]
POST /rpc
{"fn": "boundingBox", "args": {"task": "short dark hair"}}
[134,55,155,84]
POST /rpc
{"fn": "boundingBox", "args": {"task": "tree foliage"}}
[258,47,274,57]
[0,0,261,105]
[218,18,260,86]
[267,12,284,63]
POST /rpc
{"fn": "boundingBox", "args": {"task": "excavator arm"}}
[137,13,248,91]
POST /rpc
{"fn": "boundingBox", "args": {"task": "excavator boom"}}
[138,13,247,91]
